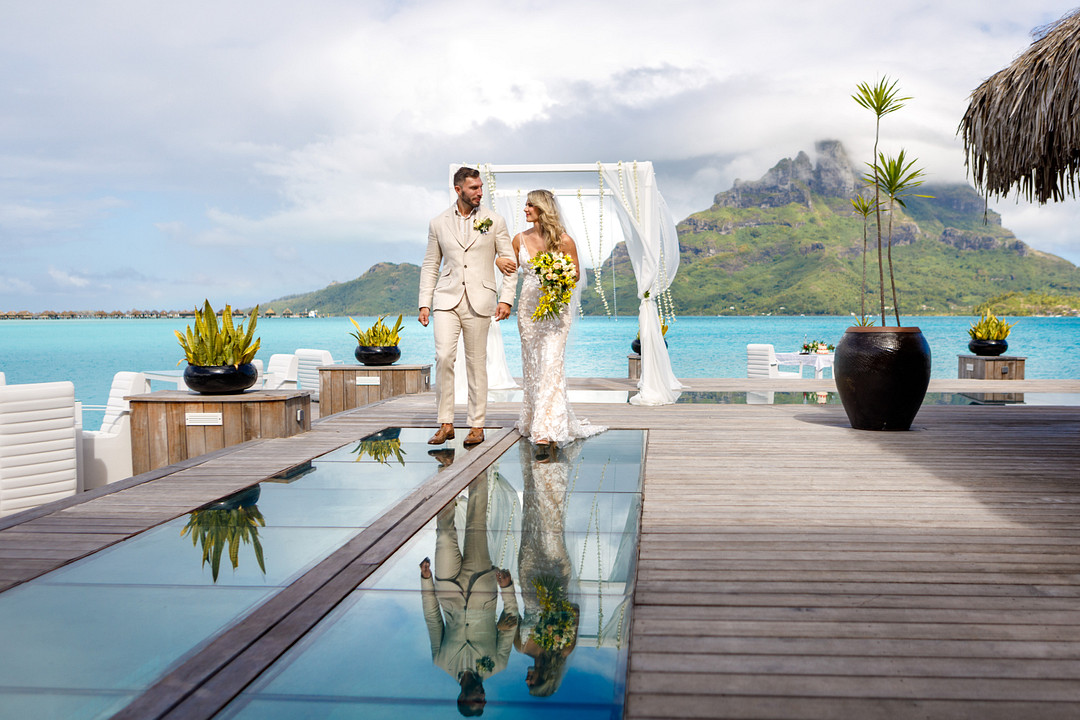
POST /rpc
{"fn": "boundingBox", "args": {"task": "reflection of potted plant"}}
[181,485,265,582]
[834,77,932,431]
[968,309,1014,356]
[349,314,403,366]
[352,428,405,465]
[351,438,406,465]
[176,300,261,394]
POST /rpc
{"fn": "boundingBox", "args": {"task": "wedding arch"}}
[452,162,684,406]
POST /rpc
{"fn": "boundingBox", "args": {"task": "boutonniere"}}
[473,217,493,234]
[476,656,494,675]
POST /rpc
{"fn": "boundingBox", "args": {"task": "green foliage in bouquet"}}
[181,503,266,582]
[529,575,578,651]
[349,314,404,346]
[176,300,260,367]
[968,309,1015,340]
[352,438,406,465]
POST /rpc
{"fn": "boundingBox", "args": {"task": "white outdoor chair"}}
[0,381,78,517]
[80,372,150,491]
[747,344,802,379]
[263,353,299,390]
[251,358,264,387]
[0,371,5,385]
[295,348,335,402]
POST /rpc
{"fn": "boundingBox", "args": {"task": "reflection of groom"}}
[418,166,516,447]
[420,471,519,716]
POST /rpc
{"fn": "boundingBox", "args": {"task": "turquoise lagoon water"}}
[1,315,1077,427]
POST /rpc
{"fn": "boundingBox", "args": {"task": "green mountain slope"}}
[265,262,420,316]
[265,142,1080,317]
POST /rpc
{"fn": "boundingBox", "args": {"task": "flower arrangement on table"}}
[529,576,577,651]
[529,251,577,322]
[801,340,835,354]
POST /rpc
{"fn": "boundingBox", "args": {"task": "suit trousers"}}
[433,294,489,426]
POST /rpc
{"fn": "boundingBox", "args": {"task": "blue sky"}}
[2,0,1079,312]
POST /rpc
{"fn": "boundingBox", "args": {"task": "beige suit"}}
[421,472,519,683]
[419,204,515,426]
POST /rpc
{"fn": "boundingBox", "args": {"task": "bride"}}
[513,189,605,454]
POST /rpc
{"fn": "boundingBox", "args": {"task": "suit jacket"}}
[422,573,519,681]
[418,205,515,317]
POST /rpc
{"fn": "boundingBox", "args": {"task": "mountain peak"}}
[715,139,857,209]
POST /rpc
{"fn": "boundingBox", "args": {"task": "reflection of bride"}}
[514,189,605,453]
[514,440,581,696]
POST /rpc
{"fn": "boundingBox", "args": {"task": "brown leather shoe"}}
[428,424,455,445]
[462,427,485,446]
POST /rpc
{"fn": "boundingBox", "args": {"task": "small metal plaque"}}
[355,377,381,386]
[186,412,223,426]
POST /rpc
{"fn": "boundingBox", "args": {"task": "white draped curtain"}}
[454,162,684,406]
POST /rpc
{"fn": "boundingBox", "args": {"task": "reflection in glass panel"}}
[315,427,496,463]
[221,431,643,718]
[0,426,454,719]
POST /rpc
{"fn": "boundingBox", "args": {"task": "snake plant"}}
[969,309,1015,340]
[176,300,261,367]
[181,503,266,582]
[349,314,403,346]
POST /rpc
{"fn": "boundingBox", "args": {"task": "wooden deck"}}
[1,376,1078,719]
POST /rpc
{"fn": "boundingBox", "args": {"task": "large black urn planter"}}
[630,337,667,355]
[354,345,401,366]
[833,327,931,431]
[968,338,1008,356]
[183,363,259,394]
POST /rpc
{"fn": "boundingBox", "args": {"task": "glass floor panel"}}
[314,426,495,463]
[219,431,644,719]
[676,390,1080,406]
[0,426,458,720]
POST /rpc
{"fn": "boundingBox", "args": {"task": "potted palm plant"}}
[834,78,932,431]
[968,309,1014,356]
[175,300,261,394]
[349,314,403,366]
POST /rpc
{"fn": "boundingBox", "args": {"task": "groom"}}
[418,166,516,446]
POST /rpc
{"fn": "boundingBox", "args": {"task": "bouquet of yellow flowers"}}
[529,577,577,651]
[529,251,577,322]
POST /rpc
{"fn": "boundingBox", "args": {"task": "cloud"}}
[1,0,1078,312]
[47,268,93,288]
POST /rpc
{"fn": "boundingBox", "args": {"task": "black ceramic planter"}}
[208,484,261,510]
[968,338,1008,356]
[361,427,402,442]
[630,337,667,355]
[183,363,258,394]
[834,327,932,431]
[354,345,401,366]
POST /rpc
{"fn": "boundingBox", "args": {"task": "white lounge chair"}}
[0,381,78,517]
[263,353,299,390]
[0,371,5,385]
[80,372,150,491]
[747,344,802,379]
[295,348,335,402]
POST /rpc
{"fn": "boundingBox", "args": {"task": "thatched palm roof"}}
[960,9,1080,204]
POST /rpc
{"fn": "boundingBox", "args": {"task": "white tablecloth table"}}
[774,352,835,379]
[140,369,189,390]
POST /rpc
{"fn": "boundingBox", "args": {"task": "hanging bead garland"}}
[577,187,613,317]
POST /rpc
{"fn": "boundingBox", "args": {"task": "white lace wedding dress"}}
[515,244,606,446]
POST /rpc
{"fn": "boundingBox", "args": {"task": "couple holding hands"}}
[418,166,605,453]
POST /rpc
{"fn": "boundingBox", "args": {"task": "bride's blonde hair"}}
[528,189,565,252]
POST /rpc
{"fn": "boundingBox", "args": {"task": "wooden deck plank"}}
[1,381,1078,718]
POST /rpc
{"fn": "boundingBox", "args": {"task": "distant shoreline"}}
[3,312,1079,320]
